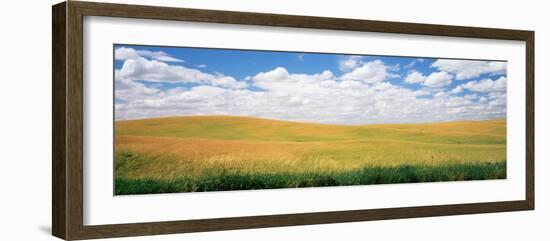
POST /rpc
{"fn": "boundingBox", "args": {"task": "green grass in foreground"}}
[115,161,506,195]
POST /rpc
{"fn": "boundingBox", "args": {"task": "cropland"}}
[114,116,506,195]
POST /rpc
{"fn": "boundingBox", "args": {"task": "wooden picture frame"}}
[52,1,534,240]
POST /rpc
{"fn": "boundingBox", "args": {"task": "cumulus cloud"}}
[404,70,452,88]
[451,86,463,94]
[404,58,424,69]
[434,91,447,98]
[338,56,364,72]
[423,71,453,87]
[340,60,397,83]
[117,56,247,89]
[461,76,507,92]
[115,46,184,63]
[404,71,426,84]
[431,59,507,80]
[114,52,507,124]
[388,64,400,72]
[251,67,341,93]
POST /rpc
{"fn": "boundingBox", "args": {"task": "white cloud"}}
[404,71,426,84]
[404,70,453,88]
[463,94,478,100]
[152,55,184,63]
[115,55,506,124]
[115,47,140,60]
[115,47,184,62]
[434,91,447,98]
[404,58,424,69]
[252,67,291,83]
[423,71,453,87]
[251,67,337,93]
[412,89,431,97]
[117,56,247,89]
[444,96,473,108]
[340,60,397,84]
[431,59,507,80]
[451,86,463,94]
[338,56,363,72]
[196,64,207,68]
[388,64,400,71]
[212,75,248,89]
[461,76,507,92]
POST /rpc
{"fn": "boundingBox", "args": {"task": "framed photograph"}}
[52,1,534,240]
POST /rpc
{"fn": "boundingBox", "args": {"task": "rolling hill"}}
[114,116,507,194]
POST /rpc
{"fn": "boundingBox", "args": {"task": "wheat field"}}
[114,116,506,194]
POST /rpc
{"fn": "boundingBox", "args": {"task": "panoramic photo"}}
[113,44,507,195]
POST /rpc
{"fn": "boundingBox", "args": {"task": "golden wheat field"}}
[114,116,506,194]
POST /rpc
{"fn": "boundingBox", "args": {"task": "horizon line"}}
[114,114,506,126]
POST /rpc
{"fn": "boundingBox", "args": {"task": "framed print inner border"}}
[52,1,534,240]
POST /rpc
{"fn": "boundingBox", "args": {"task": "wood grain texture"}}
[72,1,532,40]
[51,1,535,240]
[525,32,535,209]
[52,2,67,239]
[74,201,530,240]
[66,2,85,240]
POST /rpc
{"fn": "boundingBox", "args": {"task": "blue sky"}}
[114,44,507,124]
